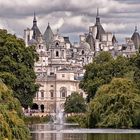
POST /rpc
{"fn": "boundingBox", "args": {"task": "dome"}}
[131,26,140,49]
[79,41,90,50]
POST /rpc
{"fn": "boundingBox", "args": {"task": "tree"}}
[80,51,132,102]
[132,52,140,91]
[0,29,39,107]
[64,92,86,113]
[0,80,30,140]
[86,78,140,128]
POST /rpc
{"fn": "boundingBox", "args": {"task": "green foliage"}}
[24,115,50,125]
[80,51,132,102]
[86,78,140,128]
[0,29,39,107]
[133,53,140,91]
[0,81,30,140]
[66,114,86,127]
[64,92,86,113]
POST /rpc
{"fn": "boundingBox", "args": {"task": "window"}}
[61,50,64,58]
[56,42,59,47]
[62,74,65,77]
[50,72,54,75]
[40,90,44,98]
[39,45,41,49]
[62,92,65,98]
[82,50,84,55]
[60,87,67,98]
[50,85,53,87]
[36,92,39,99]
[56,51,59,57]
[50,90,54,98]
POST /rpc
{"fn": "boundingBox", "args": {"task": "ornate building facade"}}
[24,10,140,115]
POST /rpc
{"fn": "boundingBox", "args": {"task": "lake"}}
[30,123,140,140]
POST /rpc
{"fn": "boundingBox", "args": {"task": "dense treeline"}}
[0,29,39,107]
[0,29,39,139]
[78,51,140,128]
[0,81,30,139]
[64,51,140,128]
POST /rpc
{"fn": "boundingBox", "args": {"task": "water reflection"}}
[30,124,140,140]
[32,133,140,140]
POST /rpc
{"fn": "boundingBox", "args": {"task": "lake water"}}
[30,123,140,140]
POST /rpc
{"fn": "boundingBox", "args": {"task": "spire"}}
[96,8,100,25]
[33,12,37,26]
[47,22,50,29]
[97,8,99,17]
[135,26,137,32]
[31,12,41,40]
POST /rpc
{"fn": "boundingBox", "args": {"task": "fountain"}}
[30,108,140,140]
[50,107,64,125]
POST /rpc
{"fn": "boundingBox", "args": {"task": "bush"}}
[24,115,50,125]
[66,114,87,127]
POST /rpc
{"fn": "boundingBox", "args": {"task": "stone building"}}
[24,10,140,115]
[24,14,86,114]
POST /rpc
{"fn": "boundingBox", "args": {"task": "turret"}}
[31,12,41,40]
[131,26,140,50]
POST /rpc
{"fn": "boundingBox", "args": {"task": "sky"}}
[0,0,139,44]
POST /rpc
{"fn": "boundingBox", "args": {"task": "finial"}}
[97,8,99,17]
[135,26,137,32]
[33,11,36,22]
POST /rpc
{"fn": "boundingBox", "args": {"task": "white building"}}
[24,11,140,115]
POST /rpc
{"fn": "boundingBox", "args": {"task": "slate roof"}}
[31,13,41,40]
[64,37,72,47]
[86,33,95,51]
[95,9,105,41]
[43,23,54,44]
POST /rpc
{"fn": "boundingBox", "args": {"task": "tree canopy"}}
[86,78,140,128]
[80,51,132,102]
[0,29,39,107]
[64,92,86,113]
[133,53,140,91]
[0,80,30,140]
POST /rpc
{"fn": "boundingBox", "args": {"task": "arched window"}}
[31,103,39,110]
[82,50,84,55]
[56,51,59,57]
[50,90,54,98]
[56,42,59,46]
[60,87,67,98]
[40,90,44,99]
[40,104,44,113]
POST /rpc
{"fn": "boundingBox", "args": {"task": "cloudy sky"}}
[0,0,139,43]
